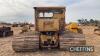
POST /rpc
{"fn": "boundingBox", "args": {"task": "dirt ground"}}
[0,26,100,56]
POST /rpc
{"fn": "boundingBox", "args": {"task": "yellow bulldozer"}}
[66,22,83,34]
[12,7,86,52]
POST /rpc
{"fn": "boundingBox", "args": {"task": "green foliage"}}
[77,18,100,26]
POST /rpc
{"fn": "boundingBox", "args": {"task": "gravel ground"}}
[0,26,100,56]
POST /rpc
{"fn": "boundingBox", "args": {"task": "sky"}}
[0,0,100,24]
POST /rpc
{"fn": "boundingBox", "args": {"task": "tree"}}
[90,19,95,23]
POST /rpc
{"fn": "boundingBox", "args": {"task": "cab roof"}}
[34,7,65,10]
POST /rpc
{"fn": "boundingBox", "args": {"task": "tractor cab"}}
[34,7,65,32]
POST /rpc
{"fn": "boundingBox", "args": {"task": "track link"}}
[60,32,86,50]
[12,34,39,52]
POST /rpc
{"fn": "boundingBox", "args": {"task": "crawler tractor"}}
[12,7,86,52]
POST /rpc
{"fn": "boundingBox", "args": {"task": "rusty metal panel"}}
[37,19,59,31]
